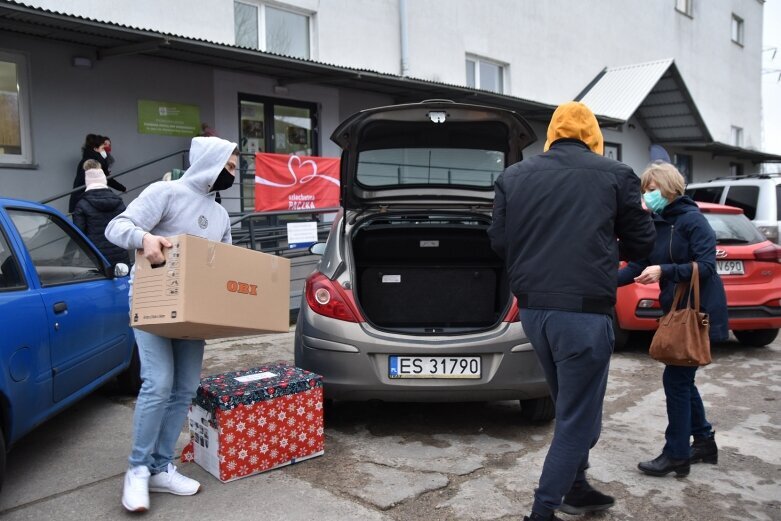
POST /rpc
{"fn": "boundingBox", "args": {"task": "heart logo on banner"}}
[255,155,339,188]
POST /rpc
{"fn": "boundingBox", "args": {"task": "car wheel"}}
[612,313,630,351]
[520,396,555,423]
[733,329,779,347]
[117,343,142,395]
[0,427,5,492]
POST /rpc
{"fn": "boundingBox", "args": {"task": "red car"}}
[614,202,781,348]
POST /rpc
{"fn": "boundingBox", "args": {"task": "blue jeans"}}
[520,309,614,518]
[662,365,713,459]
[128,328,205,473]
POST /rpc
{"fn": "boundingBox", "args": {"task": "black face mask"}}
[209,168,235,192]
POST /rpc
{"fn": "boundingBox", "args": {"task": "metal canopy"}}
[0,1,589,123]
[666,142,781,164]
[576,58,711,143]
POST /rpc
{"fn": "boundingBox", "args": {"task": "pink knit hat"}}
[85,168,107,190]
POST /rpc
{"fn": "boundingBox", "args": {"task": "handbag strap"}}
[666,262,701,320]
[691,261,701,312]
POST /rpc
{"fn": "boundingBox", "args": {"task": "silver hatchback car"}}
[294,101,553,420]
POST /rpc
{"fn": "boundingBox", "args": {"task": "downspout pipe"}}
[399,0,409,76]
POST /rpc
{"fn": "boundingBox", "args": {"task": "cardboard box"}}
[131,234,290,339]
[182,364,324,482]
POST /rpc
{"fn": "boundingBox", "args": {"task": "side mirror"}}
[114,263,130,278]
[309,243,327,255]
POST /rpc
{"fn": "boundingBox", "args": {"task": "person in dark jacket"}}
[72,161,130,266]
[69,134,126,213]
[618,161,727,478]
[488,101,656,521]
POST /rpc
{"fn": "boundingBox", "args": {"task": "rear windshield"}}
[357,148,505,188]
[703,212,765,245]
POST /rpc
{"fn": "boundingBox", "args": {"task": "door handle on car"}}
[53,301,68,314]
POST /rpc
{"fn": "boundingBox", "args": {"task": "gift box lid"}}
[195,363,323,415]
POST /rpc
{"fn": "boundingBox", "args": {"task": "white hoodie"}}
[105,136,237,253]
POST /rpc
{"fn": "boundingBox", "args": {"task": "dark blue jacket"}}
[488,140,656,315]
[618,196,729,341]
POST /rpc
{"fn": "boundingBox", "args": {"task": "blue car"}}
[0,197,139,491]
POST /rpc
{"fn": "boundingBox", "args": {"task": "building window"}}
[465,56,505,93]
[674,153,693,183]
[729,162,744,177]
[234,2,311,59]
[731,14,744,46]
[731,126,744,147]
[0,51,32,165]
[675,0,693,17]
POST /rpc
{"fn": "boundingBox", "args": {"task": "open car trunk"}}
[351,214,511,333]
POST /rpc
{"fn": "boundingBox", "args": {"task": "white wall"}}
[20,0,235,44]
[20,0,765,152]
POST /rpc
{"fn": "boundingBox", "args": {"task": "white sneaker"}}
[122,465,150,512]
[148,463,201,496]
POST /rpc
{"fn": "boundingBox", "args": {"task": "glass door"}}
[238,95,318,213]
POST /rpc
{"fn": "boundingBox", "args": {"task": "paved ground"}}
[1,329,779,520]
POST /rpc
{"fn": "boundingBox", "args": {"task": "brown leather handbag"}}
[649,262,712,366]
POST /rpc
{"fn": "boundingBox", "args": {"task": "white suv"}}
[685,174,781,243]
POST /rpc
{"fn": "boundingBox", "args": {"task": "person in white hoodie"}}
[105,136,239,513]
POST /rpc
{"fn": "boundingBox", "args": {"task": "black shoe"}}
[638,453,690,477]
[559,480,615,514]
[523,513,564,521]
[690,433,718,464]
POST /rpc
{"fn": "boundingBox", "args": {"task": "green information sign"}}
[137,100,200,137]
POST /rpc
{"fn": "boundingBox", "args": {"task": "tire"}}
[612,313,630,351]
[0,428,5,493]
[733,329,779,347]
[117,343,142,395]
[520,396,555,423]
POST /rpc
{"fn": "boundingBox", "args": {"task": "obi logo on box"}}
[226,280,258,296]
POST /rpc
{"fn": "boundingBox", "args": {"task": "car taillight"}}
[503,296,520,322]
[637,299,661,309]
[304,272,363,322]
[753,243,781,263]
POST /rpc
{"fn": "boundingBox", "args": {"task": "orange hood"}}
[543,101,604,155]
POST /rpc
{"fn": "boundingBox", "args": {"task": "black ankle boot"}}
[559,480,615,514]
[523,512,564,521]
[638,453,690,477]
[690,433,718,464]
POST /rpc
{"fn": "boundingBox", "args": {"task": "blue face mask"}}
[643,189,669,213]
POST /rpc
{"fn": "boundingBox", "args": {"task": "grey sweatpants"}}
[520,308,614,517]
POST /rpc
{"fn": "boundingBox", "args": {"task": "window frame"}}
[731,13,744,46]
[675,0,693,17]
[465,55,506,94]
[731,126,744,147]
[233,1,314,60]
[0,50,33,166]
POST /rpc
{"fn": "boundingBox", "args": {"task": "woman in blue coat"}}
[618,162,728,477]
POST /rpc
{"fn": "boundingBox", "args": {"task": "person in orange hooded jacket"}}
[489,102,655,521]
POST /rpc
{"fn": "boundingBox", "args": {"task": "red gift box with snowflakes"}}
[182,363,324,482]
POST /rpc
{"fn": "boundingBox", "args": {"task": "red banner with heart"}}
[254,153,340,212]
